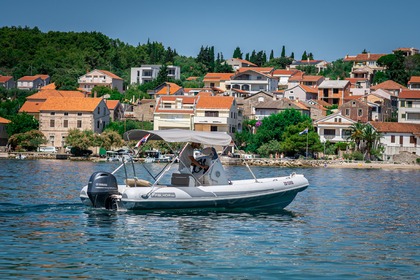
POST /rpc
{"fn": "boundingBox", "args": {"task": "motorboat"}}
[80,129,309,211]
[144,149,173,163]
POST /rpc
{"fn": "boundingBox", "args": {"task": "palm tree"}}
[362,124,382,160]
[347,122,365,151]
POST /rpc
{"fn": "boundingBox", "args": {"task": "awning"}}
[123,129,232,146]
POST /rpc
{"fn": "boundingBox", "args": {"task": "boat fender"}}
[125,178,152,187]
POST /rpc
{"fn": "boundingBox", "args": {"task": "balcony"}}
[194,116,228,124]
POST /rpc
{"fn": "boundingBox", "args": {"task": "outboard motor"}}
[87,171,120,210]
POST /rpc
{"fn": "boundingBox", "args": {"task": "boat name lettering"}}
[95,183,108,186]
[152,193,176,198]
[283,181,294,186]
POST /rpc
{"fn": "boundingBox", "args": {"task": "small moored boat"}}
[80,129,309,211]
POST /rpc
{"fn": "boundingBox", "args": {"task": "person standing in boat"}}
[178,142,208,173]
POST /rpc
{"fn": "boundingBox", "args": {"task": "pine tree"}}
[291,52,295,59]
[233,47,243,59]
[269,50,274,60]
[281,45,286,58]
[302,51,308,60]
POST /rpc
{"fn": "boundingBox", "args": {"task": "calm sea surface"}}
[0,159,419,279]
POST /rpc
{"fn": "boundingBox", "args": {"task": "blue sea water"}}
[0,159,419,279]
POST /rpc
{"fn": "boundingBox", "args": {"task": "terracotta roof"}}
[40,83,56,90]
[236,67,274,74]
[0,76,13,83]
[155,82,182,95]
[272,69,300,75]
[399,90,420,99]
[203,73,234,81]
[98,70,123,80]
[19,101,44,113]
[370,122,420,134]
[34,74,49,80]
[300,85,318,94]
[27,90,85,100]
[196,96,234,109]
[40,97,103,112]
[186,76,199,81]
[229,58,257,66]
[343,53,387,61]
[371,80,407,90]
[105,100,120,109]
[18,75,41,81]
[408,76,420,84]
[0,116,11,124]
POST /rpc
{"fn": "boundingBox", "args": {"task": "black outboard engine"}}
[87,171,120,210]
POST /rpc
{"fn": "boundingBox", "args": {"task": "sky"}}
[1,0,420,62]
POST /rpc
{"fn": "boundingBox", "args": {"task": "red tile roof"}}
[300,85,318,94]
[98,70,123,80]
[155,96,196,114]
[27,89,86,100]
[203,73,234,81]
[155,82,182,95]
[399,90,420,99]
[40,83,56,90]
[344,53,387,61]
[370,122,420,133]
[408,76,420,84]
[105,100,120,109]
[196,96,234,109]
[371,80,407,90]
[40,97,103,112]
[0,76,13,83]
[18,75,41,81]
[19,101,44,113]
[236,67,274,74]
[0,116,11,124]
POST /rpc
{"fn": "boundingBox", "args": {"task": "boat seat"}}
[125,178,152,187]
[171,173,196,187]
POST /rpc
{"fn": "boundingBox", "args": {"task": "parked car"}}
[65,146,72,153]
[38,146,57,153]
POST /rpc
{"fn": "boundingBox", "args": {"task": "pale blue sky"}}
[2,0,419,62]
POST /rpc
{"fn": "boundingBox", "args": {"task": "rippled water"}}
[0,159,419,279]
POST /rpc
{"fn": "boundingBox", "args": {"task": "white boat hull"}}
[80,174,308,211]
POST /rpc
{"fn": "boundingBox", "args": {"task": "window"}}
[258,97,264,102]
[77,113,82,116]
[391,135,395,143]
[205,111,219,117]
[323,89,328,97]
[345,108,350,116]
[77,120,82,128]
[400,136,403,145]
[50,120,55,127]
[333,88,339,94]
[352,101,356,107]
[324,129,335,136]
[163,103,171,109]
[400,100,405,107]
[358,109,363,116]
[401,113,406,119]
[211,126,218,131]
[409,136,416,144]
[64,112,68,116]
[63,120,68,128]
[407,101,413,108]
[97,107,100,114]
[407,112,420,120]
[50,112,55,115]
[97,120,100,129]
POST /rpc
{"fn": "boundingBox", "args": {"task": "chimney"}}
[367,52,371,59]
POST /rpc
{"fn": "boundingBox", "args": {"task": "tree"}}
[320,59,352,80]
[376,51,409,85]
[7,129,47,151]
[97,130,124,150]
[281,45,286,58]
[232,47,243,59]
[6,113,39,136]
[65,128,97,151]
[362,124,382,160]
[269,50,274,60]
[302,51,308,60]
[347,122,365,151]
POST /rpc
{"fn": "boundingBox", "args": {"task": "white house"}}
[314,112,356,143]
[130,65,180,85]
[370,122,420,160]
[153,96,197,130]
[78,69,123,93]
[283,84,318,101]
[398,90,420,123]
[227,68,278,94]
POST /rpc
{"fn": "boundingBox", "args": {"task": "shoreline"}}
[2,152,420,170]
